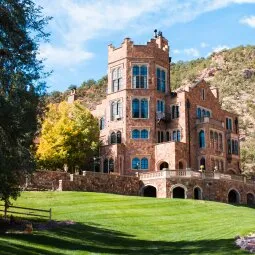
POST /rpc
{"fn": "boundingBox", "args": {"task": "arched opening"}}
[194,187,202,200]
[200,157,206,170]
[160,162,169,170]
[178,161,184,170]
[247,193,255,205]
[172,187,185,199]
[143,186,157,197]
[228,189,240,204]
[103,159,109,173]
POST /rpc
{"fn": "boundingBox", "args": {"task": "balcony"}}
[196,117,223,128]
[156,112,171,122]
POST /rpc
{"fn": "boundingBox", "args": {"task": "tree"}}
[0,0,50,209]
[36,101,99,172]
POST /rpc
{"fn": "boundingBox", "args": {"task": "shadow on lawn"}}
[0,222,241,255]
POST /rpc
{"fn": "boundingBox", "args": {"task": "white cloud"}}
[39,44,93,67]
[172,48,200,57]
[34,0,255,68]
[200,42,209,48]
[240,16,255,28]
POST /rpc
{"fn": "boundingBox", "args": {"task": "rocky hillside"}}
[171,45,255,174]
[46,46,255,174]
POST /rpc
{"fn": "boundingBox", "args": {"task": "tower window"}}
[132,98,149,119]
[132,65,148,88]
[156,67,166,92]
[112,67,122,92]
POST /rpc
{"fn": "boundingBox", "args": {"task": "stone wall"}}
[25,171,70,191]
[60,171,141,196]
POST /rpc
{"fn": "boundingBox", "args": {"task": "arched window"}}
[199,130,205,148]
[166,131,170,141]
[110,132,116,144]
[197,108,201,118]
[109,158,114,172]
[173,130,177,141]
[117,131,121,143]
[179,161,184,169]
[132,65,148,88]
[210,131,214,148]
[141,129,149,139]
[200,157,206,170]
[141,99,148,118]
[141,158,149,170]
[132,129,140,139]
[206,111,210,117]
[172,105,176,119]
[177,130,181,142]
[132,158,140,170]
[103,159,109,173]
[99,117,105,130]
[132,99,139,118]
[202,109,206,117]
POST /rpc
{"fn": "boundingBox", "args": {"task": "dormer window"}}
[132,65,148,88]
[112,67,122,92]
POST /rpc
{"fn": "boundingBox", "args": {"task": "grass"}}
[0,191,254,254]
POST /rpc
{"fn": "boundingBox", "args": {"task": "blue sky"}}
[34,0,255,92]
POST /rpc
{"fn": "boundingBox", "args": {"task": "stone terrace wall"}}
[25,170,70,191]
[61,171,141,196]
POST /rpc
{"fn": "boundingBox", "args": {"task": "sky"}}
[34,0,255,92]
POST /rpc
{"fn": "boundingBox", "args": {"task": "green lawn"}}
[0,192,254,255]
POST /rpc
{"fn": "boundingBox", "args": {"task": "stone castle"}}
[61,31,255,204]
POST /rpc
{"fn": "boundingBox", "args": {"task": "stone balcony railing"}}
[139,169,254,185]
[196,117,223,128]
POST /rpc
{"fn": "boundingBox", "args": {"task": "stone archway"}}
[228,189,240,204]
[159,161,169,170]
[143,185,157,198]
[247,193,255,205]
[171,184,187,199]
[194,186,202,200]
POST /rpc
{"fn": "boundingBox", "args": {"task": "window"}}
[177,130,181,142]
[200,157,206,169]
[171,105,180,119]
[157,131,160,143]
[110,132,116,144]
[227,139,231,154]
[166,131,170,141]
[156,67,166,92]
[234,140,239,155]
[219,133,223,151]
[103,159,109,173]
[109,158,114,172]
[226,117,232,130]
[197,108,201,118]
[210,131,214,148]
[132,158,149,170]
[161,131,164,142]
[132,158,140,170]
[132,65,148,88]
[99,117,105,130]
[132,129,140,139]
[141,158,149,170]
[214,132,218,150]
[228,139,238,155]
[206,111,210,117]
[141,129,149,139]
[132,98,149,119]
[202,109,206,118]
[199,130,205,148]
[112,67,122,92]
[157,100,165,113]
[117,131,121,143]
[173,130,177,141]
[111,100,122,120]
[201,89,205,100]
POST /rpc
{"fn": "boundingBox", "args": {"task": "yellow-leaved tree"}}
[36,101,99,171]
